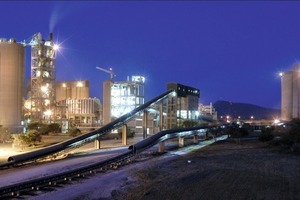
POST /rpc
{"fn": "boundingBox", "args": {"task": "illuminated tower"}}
[281,63,300,121]
[0,38,25,132]
[29,33,57,123]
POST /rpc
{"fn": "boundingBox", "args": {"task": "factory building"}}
[55,80,101,130]
[0,32,102,133]
[56,98,101,129]
[280,63,300,121]
[55,80,89,101]
[103,76,145,133]
[103,76,145,124]
[199,103,218,122]
[166,83,200,129]
[0,38,25,133]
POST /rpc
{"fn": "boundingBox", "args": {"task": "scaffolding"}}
[29,33,56,123]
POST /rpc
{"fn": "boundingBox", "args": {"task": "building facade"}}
[199,103,218,122]
[56,98,101,128]
[102,76,145,134]
[55,80,89,101]
[0,38,25,132]
[55,80,101,129]
[281,64,300,121]
[103,76,145,125]
[166,83,200,129]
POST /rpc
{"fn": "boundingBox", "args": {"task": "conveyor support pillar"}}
[143,110,148,139]
[159,103,163,132]
[95,138,101,149]
[158,142,165,153]
[193,135,199,144]
[179,137,184,147]
[122,124,127,145]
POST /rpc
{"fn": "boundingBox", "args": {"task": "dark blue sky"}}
[1,1,299,109]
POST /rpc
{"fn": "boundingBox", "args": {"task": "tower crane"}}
[96,66,116,80]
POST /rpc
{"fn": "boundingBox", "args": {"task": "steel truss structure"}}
[29,33,56,123]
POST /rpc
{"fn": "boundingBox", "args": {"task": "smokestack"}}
[49,32,53,41]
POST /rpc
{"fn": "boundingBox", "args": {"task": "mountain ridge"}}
[213,100,280,120]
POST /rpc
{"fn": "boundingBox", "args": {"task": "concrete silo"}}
[0,38,25,132]
[281,64,300,121]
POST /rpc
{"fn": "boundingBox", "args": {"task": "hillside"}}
[213,100,280,120]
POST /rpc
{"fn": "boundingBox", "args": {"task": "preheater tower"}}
[29,33,56,123]
[0,38,25,132]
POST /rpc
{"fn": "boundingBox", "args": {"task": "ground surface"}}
[118,139,300,200]
[24,137,300,200]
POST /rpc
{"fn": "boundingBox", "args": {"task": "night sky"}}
[1,1,300,109]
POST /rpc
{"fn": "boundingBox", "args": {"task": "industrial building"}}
[19,33,101,131]
[166,83,200,129]
[55,80,101,130]
[55,80,90,101]
[280,63,300,121]
[199,103,218,122]
[55,98,101,130]
[103,76,146,133]
[0,32,204,135]
[103,76,145,124]
[0,38,25,133]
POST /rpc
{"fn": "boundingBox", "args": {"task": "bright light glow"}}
[77,81,83,87]
[274,119,280,124]
[62,83,66,87]
[41,85,48,92]
[24,100,31,109]
[171,91,177,97]
[36,70,41,77]
[0,147,19,157]
[43,71,50,77]
[279,72,283,77]
[132,76,145,83]
[226,115,230,123]
[53,44,59,51]
[44,99,50,106]
[44,109,52,116]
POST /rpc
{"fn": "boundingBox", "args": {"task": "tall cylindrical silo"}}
[281,71,293,121]
[0,38,25,132]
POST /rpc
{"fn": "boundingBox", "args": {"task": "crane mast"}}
[96,66,116,80]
